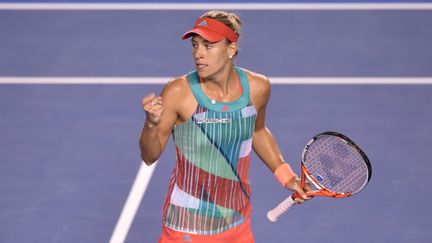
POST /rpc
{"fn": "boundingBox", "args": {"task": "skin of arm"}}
[249,71,286,172]
[248,70,309,200]
[139,77,196,165]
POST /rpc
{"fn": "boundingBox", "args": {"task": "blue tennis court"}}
[1,1,432,243]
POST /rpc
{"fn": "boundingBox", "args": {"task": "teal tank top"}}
[162,66,258,235]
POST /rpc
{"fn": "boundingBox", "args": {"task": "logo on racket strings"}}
[316,175,324,182]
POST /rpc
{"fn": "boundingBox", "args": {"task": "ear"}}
[227,42,238,59]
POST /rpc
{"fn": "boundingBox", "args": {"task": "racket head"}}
[301,131,372,197]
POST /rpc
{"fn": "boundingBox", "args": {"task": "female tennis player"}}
[139,10,311,243]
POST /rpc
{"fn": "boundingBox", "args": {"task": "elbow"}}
[141,153,159,166]
[139,139,162,166]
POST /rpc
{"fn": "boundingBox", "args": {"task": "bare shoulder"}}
[241,67,271,92]
[240,68,271,110]
[160,75,197,122]
[161,75,190,97]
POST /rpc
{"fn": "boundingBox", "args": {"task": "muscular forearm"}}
[252,127,287,172]
[253,126,300,191]
[139,121,163,165]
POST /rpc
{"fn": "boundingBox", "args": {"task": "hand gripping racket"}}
[267,131,372,222]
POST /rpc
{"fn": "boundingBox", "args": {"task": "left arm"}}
[251,83,285,173]
[249,73,309,201]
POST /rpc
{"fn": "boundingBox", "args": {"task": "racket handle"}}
[267,195,296,222]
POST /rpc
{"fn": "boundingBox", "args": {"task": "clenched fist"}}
[142,93,164,126]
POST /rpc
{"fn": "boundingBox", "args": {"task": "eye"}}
[205,44,213,49]
[192,42,197,48]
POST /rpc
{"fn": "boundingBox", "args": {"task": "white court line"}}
[0,77,432,84]
[269,77,432,84]
[0,77,170,84]
[109,161,157,243]
[1,3,432,10]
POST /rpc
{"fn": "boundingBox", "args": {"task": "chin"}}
[196,69,210,79]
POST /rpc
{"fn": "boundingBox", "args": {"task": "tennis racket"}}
[267,131,372,222]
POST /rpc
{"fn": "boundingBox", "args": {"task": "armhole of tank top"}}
[184,72,202,116]
[234,66,251,103]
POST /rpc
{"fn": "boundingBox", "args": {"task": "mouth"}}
[196,64,208,70]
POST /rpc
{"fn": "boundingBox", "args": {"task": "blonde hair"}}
[200,11,242,41]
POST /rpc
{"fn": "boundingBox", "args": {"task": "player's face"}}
[191,35,233,79]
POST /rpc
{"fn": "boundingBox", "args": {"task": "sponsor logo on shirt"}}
[195,118,232,124]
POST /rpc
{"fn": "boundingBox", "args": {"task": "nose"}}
[194,45,204,60]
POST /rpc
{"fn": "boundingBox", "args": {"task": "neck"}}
[201,64,237,97]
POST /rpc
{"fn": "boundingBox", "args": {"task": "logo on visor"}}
[197,20,208,27]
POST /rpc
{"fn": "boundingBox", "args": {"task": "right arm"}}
[139,78,184,165]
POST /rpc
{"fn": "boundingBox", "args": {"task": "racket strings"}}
[303,136,368,194]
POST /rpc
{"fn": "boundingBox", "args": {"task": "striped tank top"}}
[162,66,258,235]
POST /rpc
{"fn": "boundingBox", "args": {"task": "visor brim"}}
[182,29,225,42]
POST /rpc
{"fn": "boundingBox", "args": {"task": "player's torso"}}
[163,67,258,235]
